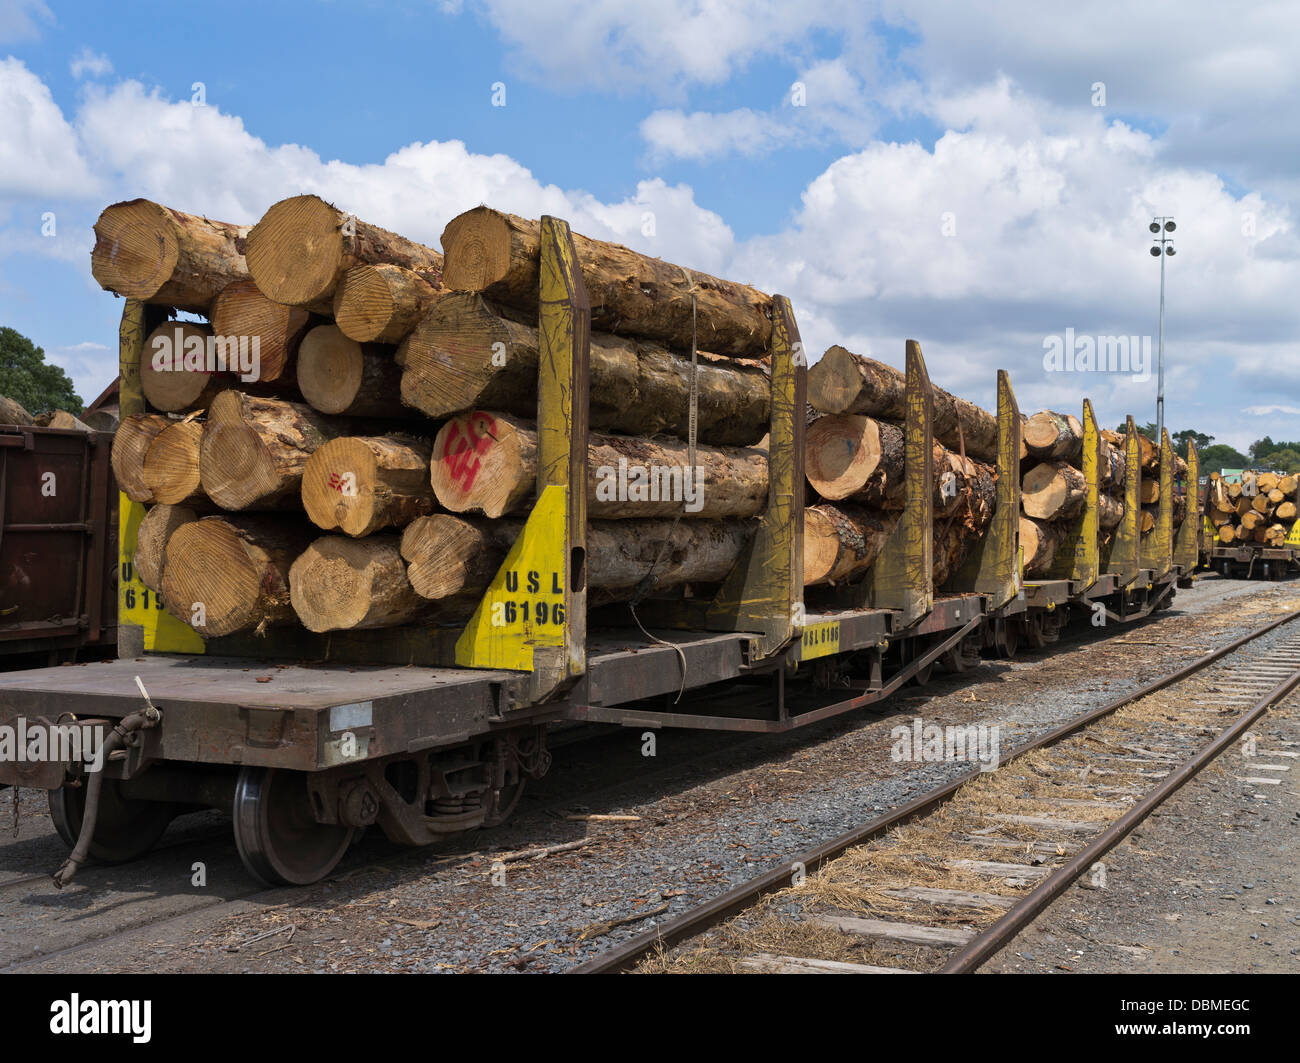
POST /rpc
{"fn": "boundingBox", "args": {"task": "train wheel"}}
[481,779,526,829]
[48,780,175,864]
[232,767,355,887]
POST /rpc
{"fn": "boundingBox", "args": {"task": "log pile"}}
[99,197,785,637]
[1206,470,1298,547]
[803,347,1000,587]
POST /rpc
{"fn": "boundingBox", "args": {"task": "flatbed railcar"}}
[0,217,1201,886]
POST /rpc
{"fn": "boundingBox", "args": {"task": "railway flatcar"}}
[0,217,1200,886]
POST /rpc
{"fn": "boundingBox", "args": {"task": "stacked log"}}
[1019,410,1127,576]
[103,198,792,637]
[1207,470,1297,546]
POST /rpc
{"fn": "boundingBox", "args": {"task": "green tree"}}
[1198,443,1251,473]
[1172,428,1213,451]
[0,327,83,414]
[1257,447,1300,474]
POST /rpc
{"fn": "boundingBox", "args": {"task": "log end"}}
[805,414,881,500]
[303,436,382,536]
[430,411,528,518]
[246,194,342,306]
[199,420,280,510]
[333,265,395,342]
[806,345,860,415]
[162,519,264,637]
[141,323,214,412]
[440,207,512,293]
[142,421,203,505]
[297,324,363,414]
[91,199,178,300]
[400,514,479,599]
[289,536,397,632]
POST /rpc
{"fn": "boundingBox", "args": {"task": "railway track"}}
[572,608,1300,973]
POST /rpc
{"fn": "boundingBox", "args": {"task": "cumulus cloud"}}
[69,47,113,80]
[0,58,99,199]
[0,0,52,43]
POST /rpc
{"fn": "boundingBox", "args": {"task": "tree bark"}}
[429,410,768,519]
[209,279,314,382]
[803,504,895,584]
[0,395,35,426]
[1023,410,1083,461]
[112,413,171,502]
[295,324,407,417]
[134,504,199,591]
[289,535,434,632]
[141,417,205,504]
[246,195,443,311]
[161,516,311,637]
[91,199,249,313]
[396,292,771,444]
[399,513,751,602]
[199,392,350,510]
[1022,461,1087,520]
[440,207,774,357]
[807,345,999,462]
[333,263,444,343]
[302,435,435,536]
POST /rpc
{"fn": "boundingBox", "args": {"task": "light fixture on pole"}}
[1149,216,1176,444]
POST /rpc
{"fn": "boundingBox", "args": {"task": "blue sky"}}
[2,0,1298,452]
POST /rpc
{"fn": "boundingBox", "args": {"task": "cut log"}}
[134,504,199,592]
[0,395,35,426]
[91,199,249,313]
[396,292,770,445]
[1276,500,1297,521]
[429,410,768,519]
[245,195,443,311]
[295,324,406,417]
[1252,493,1274,515]
[289,535,433,632]
[1219,524,1236,544]
[805,415,904,507]
[1240,509,1260,531]
[1140,479,1160,505]
[440,206,773,357]
[1140,508,1155,534]
[1097,493,1124,530]
[302,435,435,536]
[46,411,92,431]
[1022,462,1086,521]
[141,418,204,504]
[933,463,997,585]
[209,279,313,383]
[141,322,221,413]
[803,504,895,584]
[400,513,751,602]
[161,516,310,637]
[1257,472,1279,492]
[1279,475,1297,495]
[112,413,171,502]
[199,392,348,510]
[333,263,443,343]
[1023,410,1083,461]
[807,345,999,462]
[1137,434,1158,470]
[1020,516,1061,576]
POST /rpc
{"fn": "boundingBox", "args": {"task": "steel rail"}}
[569,607,1300,974]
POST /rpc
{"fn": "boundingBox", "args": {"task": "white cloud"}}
[456,0,859,92]
[1243,405,1300,417]
[0,0,52,43]
[0,58,99,199]
[69,47,113,80]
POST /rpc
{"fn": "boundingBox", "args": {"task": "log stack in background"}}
[98,197,788,638]
[1206,470,1298,547]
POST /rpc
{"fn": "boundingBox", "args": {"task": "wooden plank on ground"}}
[740,953,915,974]
[811,915,975,947]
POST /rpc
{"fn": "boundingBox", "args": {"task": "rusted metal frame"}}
[942,660,1300,972]
[1103,415,1141,586]
[1173,438,1200,575]
[84,431,114,641]
[950,370,1022,608]
[1097,576,1176,624]
[570,606,1300,974]
[860,340,934,624]
[1045,400,1099,587]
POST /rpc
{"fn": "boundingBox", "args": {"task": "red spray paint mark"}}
[440,412,497,493]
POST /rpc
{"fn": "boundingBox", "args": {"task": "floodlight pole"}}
[1149,216,1176,444]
